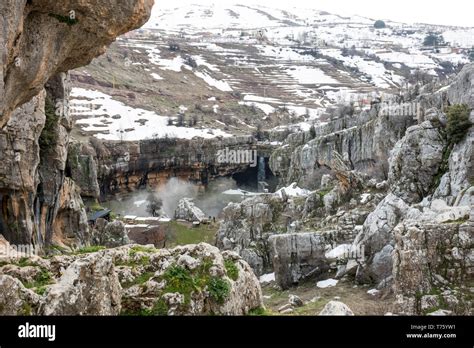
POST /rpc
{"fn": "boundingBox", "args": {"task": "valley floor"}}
[262,278,394,316]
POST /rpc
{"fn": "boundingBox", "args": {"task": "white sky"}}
[155,0,474,27]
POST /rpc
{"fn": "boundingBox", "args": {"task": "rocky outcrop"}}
[51,178,89,248]
[349,64,474,286]
[0,243,264,316]
[388,121,446,204]
[0,0,154,248]
[174,198,207,222]
[269,232,330,289]
[41,252,122,315]
[217,176,380,279]
[92,219,130,248]
[217,193,287,276]
[0,275,41,315]
[67,141,100,199]
[270,106,415,189]
[392,220,473,315]
[0,94,46,244]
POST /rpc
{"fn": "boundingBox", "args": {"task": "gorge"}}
[0,0,472,317]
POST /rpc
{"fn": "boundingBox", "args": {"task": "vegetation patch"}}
[247,307,270,316]
[165,221,217,247]
[23,268,53,290]
[224,259,239,281]
[48,13,79,26]
[157,261,231,309]
[39,96,59,152]
[446,104,472,145]
[129,245,158,256]
[207,277,231,304]
[75,246,106,254]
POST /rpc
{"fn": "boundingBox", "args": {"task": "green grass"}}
[166,221,217,247]
[247,307,272,316]
[89,201,106,212]
[130,245,158,254]
[75,246,106,254]
[20,303,33,316]
[35,286,48,296]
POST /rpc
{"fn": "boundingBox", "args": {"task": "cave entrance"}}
[231,157,277,192]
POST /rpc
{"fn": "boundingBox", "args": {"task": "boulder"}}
[319,301,354,316]
[269,232,330,289]
[388,121,446,204]
[41,253,122,315]
[93,220,130,248]
[0,275,41,315]
[174,198,207,222]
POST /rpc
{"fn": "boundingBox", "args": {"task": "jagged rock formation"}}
[217,180,380,282]
[0,0,154,248]
[51,178,89,248]
[270,106,415,189]
[0,242,263,316]
[392,220,473,315]
[218,65,473,312]
[269,232,330,289]
[352,64,474,286]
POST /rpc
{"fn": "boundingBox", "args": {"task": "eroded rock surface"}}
[0,243,264,316]
[0,0,154,248]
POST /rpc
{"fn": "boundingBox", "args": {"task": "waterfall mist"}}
[102,177,244,219]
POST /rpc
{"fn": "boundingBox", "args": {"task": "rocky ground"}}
[261,279,394,316]
[0,238,263,316]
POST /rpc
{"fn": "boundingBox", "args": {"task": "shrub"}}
[374,20,386,29]
[446,104,472,145]
[423,33,444,47]
[469,47,474,62]
[207,277,231,304]
[224,259,239,281]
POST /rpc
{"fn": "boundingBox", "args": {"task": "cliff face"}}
[69,136,257,197]
[270,107,415,189]
[0,0,154,248]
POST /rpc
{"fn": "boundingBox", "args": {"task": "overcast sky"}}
[156,0,473,27]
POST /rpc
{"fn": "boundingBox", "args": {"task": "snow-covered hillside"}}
[70,3,474,140]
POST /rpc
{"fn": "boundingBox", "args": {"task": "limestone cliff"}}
[0,0,154,249]
[68,135,256,197]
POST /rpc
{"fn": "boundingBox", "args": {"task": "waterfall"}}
[257,157,266,192]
